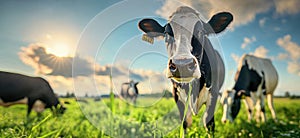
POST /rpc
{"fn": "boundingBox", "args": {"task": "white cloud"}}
[259,17,267,27]
[274,27,281,31]
[287,62,300,76]
[241,36,256,49]
[274,0,300,15]
[231,53,240,65]
[277,53,288,60]
[277,35,300,60]
[276,35,300,76]
[156,0,273,29]
[251,45,269,58]
[156,0,299,30]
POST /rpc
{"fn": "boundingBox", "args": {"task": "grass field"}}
[0,97,299,138]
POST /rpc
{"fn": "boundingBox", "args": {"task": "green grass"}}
[0,98,299,137]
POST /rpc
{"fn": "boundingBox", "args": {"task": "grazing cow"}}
[138,6,232,133]
[0,71,66,116]
[120,81,139,104]
[220,54,278,123]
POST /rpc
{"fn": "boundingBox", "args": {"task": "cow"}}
[120,80,139,104]
[138,6,233,133]
[220,54,278,123]
[0,71,66,116]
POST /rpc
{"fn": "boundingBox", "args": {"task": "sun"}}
[46,43,70,57]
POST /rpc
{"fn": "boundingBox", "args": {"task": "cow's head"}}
[139,6,232,83]
[220,89,244,123]
[129,81,139,88]
[51,103,66,115]
[45,94,66,115]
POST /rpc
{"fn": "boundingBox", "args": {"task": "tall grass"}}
[0,98,299,137]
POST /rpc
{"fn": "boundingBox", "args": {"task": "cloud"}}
[259,18,267,27]
[251,45,269,58]
[274,27,281,31]
[277,35,300,60]
[287,62,300,76]
[231,53,240,65]
[156,0,299,30]
[156,0,273,28]
[19,43,170,95]
[19,43,94,78]
[274,0,300,15]
[277,53,288,60]
[276,35,300,76]
[241,36,256,49]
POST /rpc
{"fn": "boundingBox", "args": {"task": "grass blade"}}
[179,83,193,138]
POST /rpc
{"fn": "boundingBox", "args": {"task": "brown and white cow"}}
[0,71,66,116]
[220,54,278,123]
[138,6,232,133]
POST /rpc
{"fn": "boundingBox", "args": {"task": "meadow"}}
[0,97,299,138]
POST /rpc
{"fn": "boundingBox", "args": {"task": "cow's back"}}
[0,71,42,102]
[239,55,278,94]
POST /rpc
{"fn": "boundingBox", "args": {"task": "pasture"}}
[0,97,299,137]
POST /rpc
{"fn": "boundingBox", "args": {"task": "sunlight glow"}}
[46,43,70,57]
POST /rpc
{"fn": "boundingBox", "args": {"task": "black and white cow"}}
[0,71,66,116]
[138,6,232,132]
[120,80,139,104]
[220,54,278,123]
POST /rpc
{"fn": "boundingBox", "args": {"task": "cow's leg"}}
[133,95,137,104]
[203,92,216,133]
[255,95,266,122]
[260,95,266,122]
[244,96,255,122]
[243,98,253,122]
[267,93,277,121]
[27,98,35,116]
[255,98,261,122]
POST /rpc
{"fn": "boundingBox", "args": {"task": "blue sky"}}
[0,0,300,96]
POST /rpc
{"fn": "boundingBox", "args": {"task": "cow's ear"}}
[138,19,165,37]
[207,12,233,34]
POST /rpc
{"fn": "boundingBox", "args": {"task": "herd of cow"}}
[0,6,279,135]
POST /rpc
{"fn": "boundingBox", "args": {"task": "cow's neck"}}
[198,48,212,88]
[39,94,59,108]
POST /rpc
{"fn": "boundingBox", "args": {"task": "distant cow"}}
[220,54,278,123]
[75,97,88,103]
[0,71,66,116]
[138,6,232,133]
[120,81,139,104]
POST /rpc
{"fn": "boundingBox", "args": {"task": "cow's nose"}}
[169,58,197,78]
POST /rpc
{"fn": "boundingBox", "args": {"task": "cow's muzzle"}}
[168,58,200,82]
